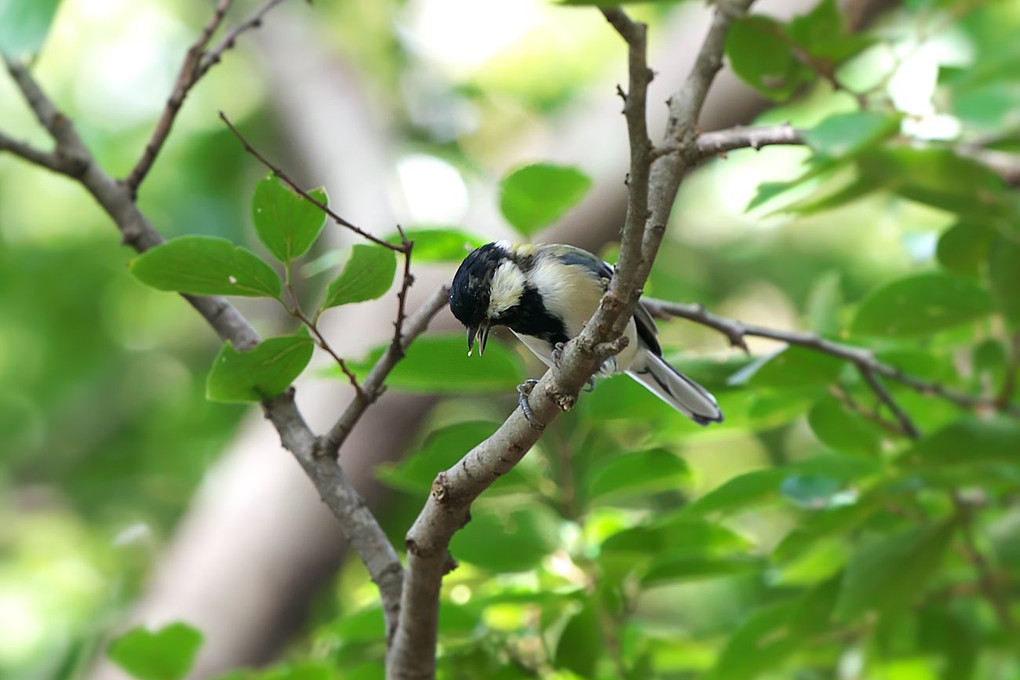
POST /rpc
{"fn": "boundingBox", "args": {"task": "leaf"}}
[338,334,525,394]
[684,468,786,516]
[641,556,761,586]
[786,0,873,62]
[320,245,397,309]
[130,236,281,298]
[251,175,327,263]
[585,448,690,503]
[0,0,61,56]
[600,516,749,557]
[704,602,799,680]
[450,505,561,572]
[377,421,518,494]
[388,227,487,262]
[937,221,994,278]
[554,602,600,677]
[804,112,900,159]
[903,417,1020,466]
[725,16,811,100]
[834,521,956,622]
[989,234,1020,325]
[727,346,844,390]
[206,333,314,403]
[499,164,591,236]
[808,394,884,455]
[851,271,994,337]
[805,271,843,336]
[107,622,203,680]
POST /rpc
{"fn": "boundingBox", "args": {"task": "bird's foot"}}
[517,379,545,430]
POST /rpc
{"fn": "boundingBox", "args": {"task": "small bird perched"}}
[449,241,723,425]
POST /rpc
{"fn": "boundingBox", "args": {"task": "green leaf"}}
[937,222,994,278]
[499,164,591,236]
[787,0,873,62]
[704,602,798,680]
[388,227,487,262]
[0,0,61,56]
[834,521,956,622]
[989,234,1020,325]
[641,556,761,586]
[320,245,397,309]
[851,271,994,337]
[338,334,525,393]
[554,602,600,677]
[377,421,520,494]
[805,271,843,336]
[684,468,786,516]
[130,236,282,298]
[804,112,900,159]
[727,346,844,390]
[450,505,561,572]
[585,448,690,503]
[808,394,884,454]
[600,516,750,557]
[107,622,203,680]
[903,417,1020,466]
[251,175,327,263]
[726,16,811,101]
[206,333,314,403]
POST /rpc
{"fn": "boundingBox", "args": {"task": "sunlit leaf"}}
[851,271,994,337]
[320,245,397,309]
[130,236,282,298]
[805,112,900,159]
[499,164,591,236]
[450,505,561,572]
[108,622,203,680]
[251,175,327,263]
[337,334,525,393]
[206,333,314,403]
[388,227,487,262]
[0,0,62,56]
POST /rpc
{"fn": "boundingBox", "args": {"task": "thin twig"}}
[391,225,415,355]
[318,285,450,459]
[0,131,63,172]
[828,384,906,436]
[857,365,921,438]
[124,0,234,193]
[220,112,403,252]
[694,124,804,159]
[196,0,291,79]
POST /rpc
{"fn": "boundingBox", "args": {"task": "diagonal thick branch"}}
[386,3,754,678]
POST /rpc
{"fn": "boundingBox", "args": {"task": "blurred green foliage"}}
[3,0,1020,679]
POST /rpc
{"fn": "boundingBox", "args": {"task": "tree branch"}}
[0,131,64,172]
[124,0,293,194]
[643,298,1017,415]
[695,123,804,159]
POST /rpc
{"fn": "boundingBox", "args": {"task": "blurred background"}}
[2,0,1019,678]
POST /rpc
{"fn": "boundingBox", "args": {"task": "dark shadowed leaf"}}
[726,16,811,100]
[251,175,327,263]
[206,333,314,403]
[0,0,62,56]
[130,236,282,298]
[937,221,994,278]
[903,417,1020,466]
[108,622,203,680]
[554,602,600,677]
[388,227,488,262]
[851,271,994,337]
[834,521,956,622]
[338,334,525,393]
[499,164,591,236]
[320,245,397,309]
[641,556,761,587]
[808,394,884,454]
[989,234,1020,325]
[585,448,690,503]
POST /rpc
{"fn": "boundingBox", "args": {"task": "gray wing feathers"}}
[628,349,723,425]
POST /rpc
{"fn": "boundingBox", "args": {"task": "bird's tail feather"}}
[628,352,723,426]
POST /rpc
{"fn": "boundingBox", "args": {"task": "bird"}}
[448,241,723,425]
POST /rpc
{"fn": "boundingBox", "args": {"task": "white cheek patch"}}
[528,258,603,336]
[487,261,525,317]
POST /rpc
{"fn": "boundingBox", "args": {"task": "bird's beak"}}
[466,321,491,357]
